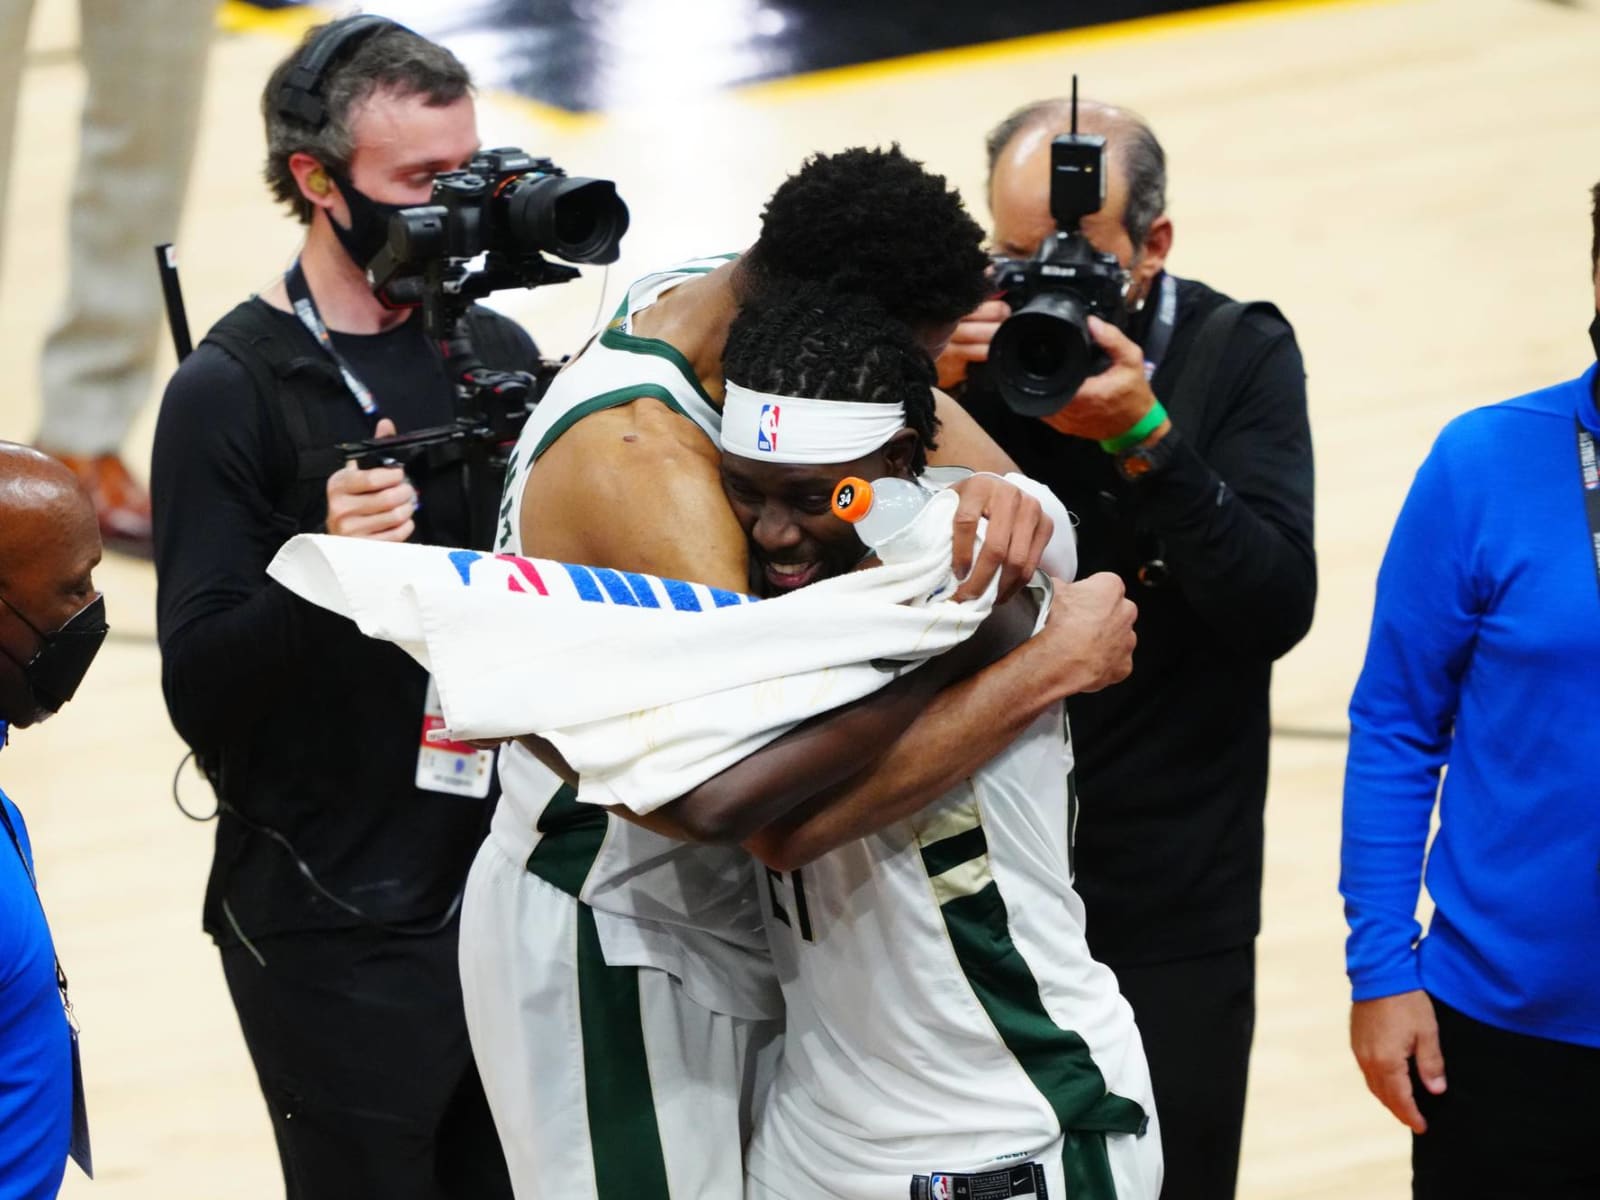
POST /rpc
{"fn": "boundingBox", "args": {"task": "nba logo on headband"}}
[757,404,780,453]
[721,381,903,464]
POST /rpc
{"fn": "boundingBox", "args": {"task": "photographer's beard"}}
[326,167,409,275]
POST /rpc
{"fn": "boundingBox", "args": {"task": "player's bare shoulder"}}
[519,392,733,574]
[526,393,719,504]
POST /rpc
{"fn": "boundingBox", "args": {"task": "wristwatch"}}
[1115,426,1183,483]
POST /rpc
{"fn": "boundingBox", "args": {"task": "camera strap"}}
[1139,272,1178,381]
[285,258,381,417]
[1575,417,1600,600]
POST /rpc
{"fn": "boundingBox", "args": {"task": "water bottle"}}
[831,475,931,561]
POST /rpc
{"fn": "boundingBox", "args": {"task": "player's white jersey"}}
[747,586,1157,1198]
[492,254,780,1022]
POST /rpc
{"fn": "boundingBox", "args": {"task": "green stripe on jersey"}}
[531,384,692,461]
[575,904,671,1198]
[1064,1130,1117,1200]
[599,314,717,407]
[918,817,1145,1200]
[609,258,736,330]
[525,783,608,897]
[921,825,988,879]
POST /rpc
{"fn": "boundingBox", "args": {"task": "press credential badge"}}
[417,679,495,798]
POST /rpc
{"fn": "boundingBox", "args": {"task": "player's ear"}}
[1132,213,1173,299]
[880,428,919,479]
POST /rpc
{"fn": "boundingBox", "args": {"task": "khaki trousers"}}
[0,0,212,455]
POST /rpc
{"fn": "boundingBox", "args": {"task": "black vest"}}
[201,299,533,538]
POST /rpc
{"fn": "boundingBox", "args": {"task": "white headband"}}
[719,380,905,465]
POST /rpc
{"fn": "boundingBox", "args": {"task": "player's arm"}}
[623,590,1040,845]
[929,388,1019,475]
[629,569,1132,851]
[745,571,1136,871]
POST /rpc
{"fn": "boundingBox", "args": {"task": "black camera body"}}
[369,147,630,338]
[344,147,631,548]
[987,131,1129,417]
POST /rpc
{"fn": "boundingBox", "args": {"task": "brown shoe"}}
[42,451,154,558]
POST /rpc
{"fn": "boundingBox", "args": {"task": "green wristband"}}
[1099,401,1168,454]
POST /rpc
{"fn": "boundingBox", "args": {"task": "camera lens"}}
[989,291,1096,417]
[499,173,630,265]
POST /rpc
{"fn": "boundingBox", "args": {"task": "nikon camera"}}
[987,128,1129,417]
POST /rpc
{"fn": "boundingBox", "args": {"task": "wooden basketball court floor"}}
[1,0,1595,1194]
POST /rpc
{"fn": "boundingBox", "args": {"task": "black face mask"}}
[326,166,409,275]
[1590,312,1600,363]
[0,592,109,715]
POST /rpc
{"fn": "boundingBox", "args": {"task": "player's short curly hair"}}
[722,284,940,474]
[741,146,990,330]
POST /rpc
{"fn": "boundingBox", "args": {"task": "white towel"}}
[268,487,994,814]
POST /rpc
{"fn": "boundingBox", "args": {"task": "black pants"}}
[1111,943,1255,1200]
[1411,997,1600,1200]
[220,919,512,1200]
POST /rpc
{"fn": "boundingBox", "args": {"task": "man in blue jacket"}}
[1341,184,1600,1197]
[0,443,105,1197]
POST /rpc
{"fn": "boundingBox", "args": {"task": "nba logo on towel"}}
[758,403,780,452]
[930,1175,953,1200]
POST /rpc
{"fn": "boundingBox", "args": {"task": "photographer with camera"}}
[943,97,1315,1200]
[149,18,547,1197]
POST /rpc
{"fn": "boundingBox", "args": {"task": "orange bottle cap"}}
[832,476,873,523]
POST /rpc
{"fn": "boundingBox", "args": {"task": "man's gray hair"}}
[261,23,472,224]
[984,98,1167,248]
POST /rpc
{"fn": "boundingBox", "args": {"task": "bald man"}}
[0,443,105,1196]
[940,100,1316,1200]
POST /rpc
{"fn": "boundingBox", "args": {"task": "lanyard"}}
[286,259,381,417]
[0,797,78,1034]
[1576,417,1600,600]
[1139,272,1178,382]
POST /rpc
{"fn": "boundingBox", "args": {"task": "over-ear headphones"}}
[274,14,406,130]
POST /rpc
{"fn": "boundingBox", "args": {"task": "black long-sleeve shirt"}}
[151,299,537,944]
[960,273,1316,964]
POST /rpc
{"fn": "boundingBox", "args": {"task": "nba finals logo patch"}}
[758,403,780,452]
